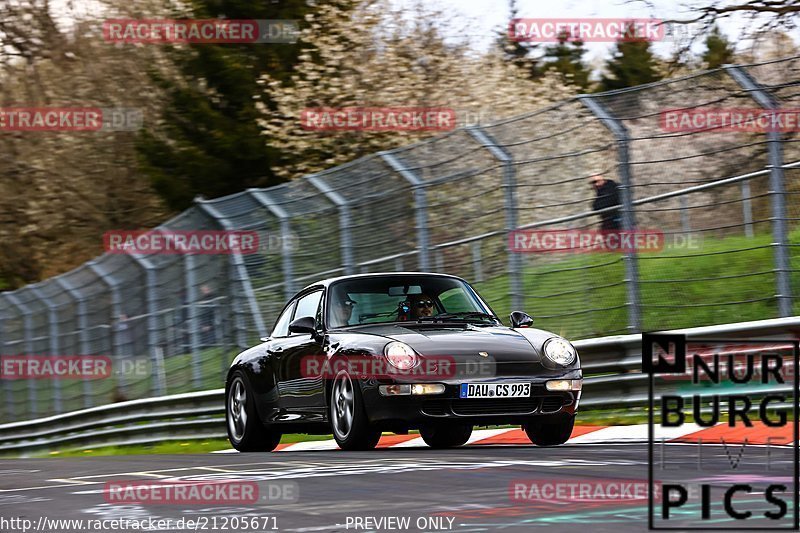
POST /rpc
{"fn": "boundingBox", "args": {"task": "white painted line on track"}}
[387,437,424,448]
[467,427,518,444]
[0,461,293,493]
[567,424,648,444]
[280,440,340,452]
[47,478,98,486]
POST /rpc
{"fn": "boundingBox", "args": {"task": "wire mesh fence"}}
[1,56,799,422]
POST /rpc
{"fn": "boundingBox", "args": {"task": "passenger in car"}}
[331,295,357,327]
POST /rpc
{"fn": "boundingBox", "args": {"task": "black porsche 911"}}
[225,272,582,451]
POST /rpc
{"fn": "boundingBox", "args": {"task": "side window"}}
[271,302,296,338]
[294,290,323,322]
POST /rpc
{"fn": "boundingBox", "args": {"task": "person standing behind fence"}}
[590,174,622,230]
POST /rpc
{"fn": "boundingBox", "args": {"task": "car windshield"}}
[326,275,496,328]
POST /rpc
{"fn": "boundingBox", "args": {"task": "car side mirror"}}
[510,311,534,328]
[288,316,316,335]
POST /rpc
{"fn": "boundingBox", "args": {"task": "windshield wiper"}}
[418,312,499,323]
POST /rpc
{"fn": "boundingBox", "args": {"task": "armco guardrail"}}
[0,389,225,454]
[1,316,798,455]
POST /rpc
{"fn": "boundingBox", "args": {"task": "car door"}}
[275,289,326,416]
[261,300,295,416]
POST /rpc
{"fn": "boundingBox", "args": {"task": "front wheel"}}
[523,414,575,446]
[420,424,473,448]
[226,371,282,452]
[330,370,381,451]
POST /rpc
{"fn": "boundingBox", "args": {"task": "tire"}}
[226,370,282,452]
[420,424,473,449]
[329,369,381,451]
[523,414,575,446]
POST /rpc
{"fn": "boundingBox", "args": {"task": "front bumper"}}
[361,373,581,429]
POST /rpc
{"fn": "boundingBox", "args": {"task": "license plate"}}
[459,382,530,399]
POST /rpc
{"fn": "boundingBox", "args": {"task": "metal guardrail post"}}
[726,65,791,316]
[183,254,202,389]
[434,249,444,272]
[679,196,691,232]
[56,277,93,409]
[381,152,430,271]
[307,175,355,275]
[741,180,754,238]
[579,95,642,333]
[29,286,62,414]
[195,200,267,345]
[249,190,296,299]
[468,126,523,311]
[126,252,166,397]
[88,261,127,396]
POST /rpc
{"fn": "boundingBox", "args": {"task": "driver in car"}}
[331,295,357,327]
[409,294,436,319]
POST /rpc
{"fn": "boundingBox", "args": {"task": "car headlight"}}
[384,341,419,370]
[543,337,577,366]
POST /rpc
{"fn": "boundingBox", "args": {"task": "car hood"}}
[337,323,559,364]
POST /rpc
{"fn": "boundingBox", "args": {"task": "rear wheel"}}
[330,370,381,450]
[226,371,282,452]
[523,415,575,446]
[420,424,473,449]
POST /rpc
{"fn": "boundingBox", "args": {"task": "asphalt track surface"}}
[0,442,795,533]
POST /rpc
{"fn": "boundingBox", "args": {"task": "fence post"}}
[741,180,754,238]
[55,277,93,409]
[434,249,444,272]
[126,252,165,396]
[380,152,430,271]
[679,196,691,232]
[249,190,296,299]
[195,200,267,346]
[184,254,202,389]
[88,261,128,397]
[472,241,484,283]
[4,293,36,418]
[28,286,62,414]
[579,95,642,333]
[467,126,523,311]
[726,65,792,316]
[307,175,355,275]
[0,296,15,419]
